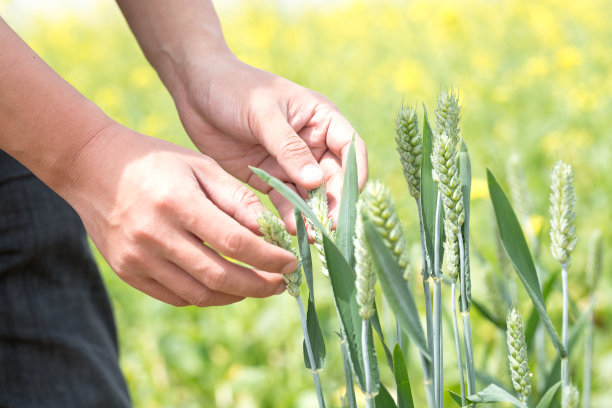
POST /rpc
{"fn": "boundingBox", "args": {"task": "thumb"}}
[256,111,323,190]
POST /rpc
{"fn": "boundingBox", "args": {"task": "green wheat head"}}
[395,104,422,199]
[361,180,410,273]
[506,307,532,403]
[307,185,336,277]
[257,211,302,297]
[435,89,461,140]
[354,200,377,320]
[549,160,577,264]
[443,219,459,281]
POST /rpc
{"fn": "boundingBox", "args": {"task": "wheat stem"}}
[417,199,435,408]
[458,231,476,399]
[362,319,374,408]
[297,295,326,408]
[340,336,357,407]
[561,262,569,388]
[451,281,466,406]
[433,192,443,408]
[582,295,595,408]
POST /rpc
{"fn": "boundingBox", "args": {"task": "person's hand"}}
[172,53,368,233]
[61,122,297,307]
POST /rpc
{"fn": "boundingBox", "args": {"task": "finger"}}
[324,114,369,190]
[319,151,344,225]
[118,274,190,307]
[184,196,298,274]
[254,109,324,190]
[194,160,266,234]
[167,231,286,298]
[154,261,244,307]
[269,184,298,235]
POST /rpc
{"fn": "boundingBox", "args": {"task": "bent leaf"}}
[364,221,430,360]
[295,210,325,369]
[487,169,565,358]
[469,383,527,408]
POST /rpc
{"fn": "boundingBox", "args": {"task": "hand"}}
[173,53,368,232]
[62,122,297,307]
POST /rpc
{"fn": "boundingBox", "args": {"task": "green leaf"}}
[336,138,359,268]
[459,142,471,311]
[448,390,463,407]
[468,384,528,407]
[525,272,557,349]
[371,314,394,371]
[322,235,379,392]
[535,381,562,408]
[487,169,566,358]
[364,220,430,360]
[250,166,326,233]
[393,344,414,408]
[374,384,398,408]
[420,108,444,273]
[340,336,357,408]
[295,210,326,370]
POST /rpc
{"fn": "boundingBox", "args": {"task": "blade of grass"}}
[393,343,415,408]
[468,384,528,408]
[336,138,359,268]
[322,235,379,393]
[487,169,566,358]
[364,220,430,359]
[295,210,326,369]
[534,381,562,408]
[421,108,445,267]
[375,384,398,408]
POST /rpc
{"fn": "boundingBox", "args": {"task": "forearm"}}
[0,18,113,194]
[116,0,232,102]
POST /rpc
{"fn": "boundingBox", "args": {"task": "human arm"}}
[115,0,369,232]
[0,17,296,306]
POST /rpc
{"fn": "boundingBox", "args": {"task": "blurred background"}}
[2,0,611,406]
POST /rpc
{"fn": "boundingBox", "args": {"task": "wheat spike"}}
[395,104,422,199]
[549,161,577,264]
[506,307,532,403]
[361,180,410,273]
[354,200,377,320]
[257,211,302,297]
[307,185,335,277]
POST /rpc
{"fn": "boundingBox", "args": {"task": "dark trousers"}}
[0,150,131,407]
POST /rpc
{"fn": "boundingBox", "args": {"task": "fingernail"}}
[300,164,323,185]
[275,283,286,295]
[281,259,298,275]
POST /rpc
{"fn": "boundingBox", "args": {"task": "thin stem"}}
[362,319,374,408]
[451,281,466,407]
[417,199,435,408]
[582,295,595,408]
[297,295,326,408]
[433,192,443,408]
[396,319,402,349]
[340,335,357,408]
[458,231,476,398]
[561,262,569,388]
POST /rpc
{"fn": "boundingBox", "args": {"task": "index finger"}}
[324,110,368,190]
[183,197,298,274]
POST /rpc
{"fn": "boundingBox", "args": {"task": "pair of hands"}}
[69,53,367,307]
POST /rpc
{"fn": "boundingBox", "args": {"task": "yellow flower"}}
[556,46,582,70]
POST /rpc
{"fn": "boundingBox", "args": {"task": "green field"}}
[3,0,611,406]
